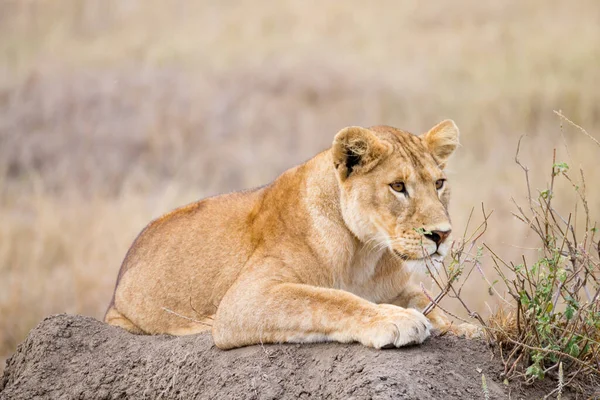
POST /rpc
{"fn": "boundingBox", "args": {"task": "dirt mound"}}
[0,314,583,399]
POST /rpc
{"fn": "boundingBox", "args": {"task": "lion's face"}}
[332,121,459,263]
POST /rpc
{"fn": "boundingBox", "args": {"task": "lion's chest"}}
[336,247,402,303]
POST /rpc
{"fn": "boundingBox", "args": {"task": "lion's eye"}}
[435,179,445,190]
[390,182,406,193]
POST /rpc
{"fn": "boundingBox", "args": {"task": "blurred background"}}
[1,0,600,371]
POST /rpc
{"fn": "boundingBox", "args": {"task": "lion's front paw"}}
[360,305,432,349]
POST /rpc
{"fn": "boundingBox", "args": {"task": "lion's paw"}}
[361,305,431,349]
[449,322,483,339]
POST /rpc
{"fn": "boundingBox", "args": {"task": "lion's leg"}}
[390,284,452,330]
[105,305,145,335]
[390,285,482,338]
[211,266,432,350]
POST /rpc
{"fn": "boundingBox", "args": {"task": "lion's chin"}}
[392,249,445,273]
[403,257,444,273]
[392,249,445,261]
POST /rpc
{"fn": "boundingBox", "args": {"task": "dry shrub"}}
[418,114,600,397]
[424,114,600,396]
[484,115,599,390]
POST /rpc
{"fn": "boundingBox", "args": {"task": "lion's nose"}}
[424,229,451,247]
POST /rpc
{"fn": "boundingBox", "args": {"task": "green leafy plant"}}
[483,114,600,391]
[421,113,600,397]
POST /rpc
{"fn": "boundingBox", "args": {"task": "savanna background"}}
[1,0,599,373]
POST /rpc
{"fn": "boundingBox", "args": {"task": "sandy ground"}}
[2,314,595,400]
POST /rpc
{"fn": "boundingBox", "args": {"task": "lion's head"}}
[332,120,459,264]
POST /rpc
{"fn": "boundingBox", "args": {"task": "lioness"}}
[106,120,478,349]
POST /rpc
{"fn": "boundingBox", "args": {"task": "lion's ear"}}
[421,120,460,168]
[332,126,391,180]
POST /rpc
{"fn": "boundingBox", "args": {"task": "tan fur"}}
[105,120,479,349]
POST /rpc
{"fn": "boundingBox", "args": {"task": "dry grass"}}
[1,0,600,373]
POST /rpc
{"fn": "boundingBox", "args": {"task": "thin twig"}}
[162,307,212,327]
[554,110,600,148]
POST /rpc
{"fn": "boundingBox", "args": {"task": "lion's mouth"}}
[393,249,443,261]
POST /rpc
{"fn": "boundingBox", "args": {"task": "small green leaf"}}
[565,305,574,320]
[553,162,569,175]
[414,227,432,236]
[567,342,580,357]
[526,364,544,379]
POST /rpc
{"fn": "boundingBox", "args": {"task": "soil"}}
[0,314,595,399]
